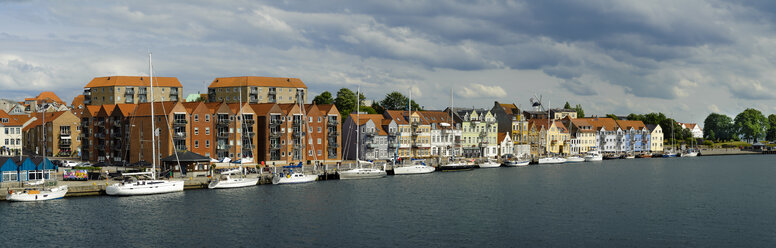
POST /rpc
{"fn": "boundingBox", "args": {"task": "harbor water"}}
[2,155,776,247]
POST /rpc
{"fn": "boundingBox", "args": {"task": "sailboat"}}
[7,109,68,202]
[273,91,318,184]
[663,120,678,158]
[209,85,259,189]
[339,87,387,180]
[393,88,434,175]
[106,53,184,196]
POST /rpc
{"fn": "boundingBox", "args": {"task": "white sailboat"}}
[478,158,501,168]
[538,157,567,164]
[7,102,68,201]
[209,86,259,189]
[565,155,586,163]
[273,162,318,184]
[339,87,387,180]
[106,53,184,196]
[393,88,434,175]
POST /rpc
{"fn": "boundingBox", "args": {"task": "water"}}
[3,155,776,247]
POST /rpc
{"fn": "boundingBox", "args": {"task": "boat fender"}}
[286,174,291,178]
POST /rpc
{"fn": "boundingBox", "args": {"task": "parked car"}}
[78,162,92,167]
[62,160,79,167]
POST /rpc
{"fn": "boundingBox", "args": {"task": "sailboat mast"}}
[450,88,453,158]
[42,104,45,182]
[408,88,411,161]
[149,53,156,180]
[356,87,360,167]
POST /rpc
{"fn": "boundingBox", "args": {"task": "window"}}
[317,138,321,144]
[194,128,199,135]
[205,128,210,135]
[206,140,210,148]
[317,127,322,133]
[194,114,199,122]
[318,117,322,123]
[205,115,210,122]
[194,140,199,148]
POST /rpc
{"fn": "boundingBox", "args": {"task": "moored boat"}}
[394,160,435,175]
[584,150,603,161]
[437,160,477,171]
[209,169,259,188]
[503,160,530,167]
[7,185,68,202]
[565,155,586,163]
[477,158,501,168]
[538,157,566,164]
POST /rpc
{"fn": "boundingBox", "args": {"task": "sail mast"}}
[408,88,411,161]
[356,87,360,168]
[149,53,156,180]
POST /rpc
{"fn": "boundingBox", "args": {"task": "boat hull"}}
[106,180,184,196]
[7,185,68,202]
[436,164,477,171]
[339,168,387,180]
[393,165,435,175]
[538,158,567,164]
[209,178,259,189]
[565,157,586,163]
[272,174,318,184]
[503,161,530,167]
[477,162,501,168]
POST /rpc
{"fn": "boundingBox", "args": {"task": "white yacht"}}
[273,163,317,184]
[565,155,586,163]
[7,185,68,202]
[584,150,603,161]
[393,160,435,175]
[209,169,259,189]
[340,87,387,180]
[538,157,567,164]
[478,158,501,168]
[106,53,183,196]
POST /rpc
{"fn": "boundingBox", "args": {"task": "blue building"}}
[0,157,18,182]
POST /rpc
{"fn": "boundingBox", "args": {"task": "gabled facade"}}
[23,110,81,158]
[646,124,664,153]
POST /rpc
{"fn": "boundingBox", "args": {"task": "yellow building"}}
[528,119,570,155]
[207,76,308,104]
[566,118,598,154]
[647,124,664,153]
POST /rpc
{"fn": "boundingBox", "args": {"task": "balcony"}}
[479,131,488,137]
[113,145,122,151]
[125,88,134,95]
[173,132,186,140]
[269,131,281,138]
[293,142,304,148]
[327,119,338,126]
[270,143,281,150]
[243,130,255,137]
[328,142,338,148]
[95,133,106,139]
[327,129,339,136]
[96,120,105,126]
[366,143,379,149]
[60,131,71,137]
[399,143,411,149]
[250,87,258,94]
[269,119,281,127]
[363,131,375,137]
[388,143,398,148]
[216,145,231,151]
[414,143,431,148]
[268,88,277,95]
[293,131,304,138]
[244,119,255,125]
[138,88,147,95]
[216,132,229,139]
[170,88,179,95]
[112,120,122,126]
[83,90,91,96]
[58,140,72,147]
[173,119,187,126]
[170,96,178,102]
[216,119,229,127]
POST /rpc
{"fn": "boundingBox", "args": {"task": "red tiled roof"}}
[209,76,306,88]
[85,76,182,88]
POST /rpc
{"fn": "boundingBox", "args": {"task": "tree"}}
[334,88,366,118]
[766,114,776,141]
[606,114,619,120]
[703,113,734,141]
[734,108,768,142]
[378,91,422,111]
[312,91,334,105]
[564,102,571,109]
[573,104,585,118]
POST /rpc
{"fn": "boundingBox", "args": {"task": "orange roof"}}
[615,120,646,130]
[570,118,596,133]
[84,105,102,117]
[34,91,65,104]
[580,117,619,131]
[23,111,67,131]
[0,110,30,126]
[209,76,306,88]
[204,102,221,114]
[182,102,201,114]
[113,104,137,116]
[554,121,568,133]
[528,119,551,131]
[418,111,454,128]
[71,95,85,107]
[85,76,182,88]
[316,104,336,115]
[349,114,388,136]
[498,132,509,142]
[250,103,280,115]
[383,110,410,125]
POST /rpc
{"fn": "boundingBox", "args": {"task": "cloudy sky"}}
[3,0,776,124]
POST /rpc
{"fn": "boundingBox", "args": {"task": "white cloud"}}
[458,83,507,99]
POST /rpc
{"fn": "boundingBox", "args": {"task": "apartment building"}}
[23,110,81,158]
[207,76,307,104]
[83,76,183,105]
[0,110,33,156]
[318,104,341,164]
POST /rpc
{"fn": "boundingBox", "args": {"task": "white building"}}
[0,110,33,156]
[497,133,514,158]
[678,122,703,138]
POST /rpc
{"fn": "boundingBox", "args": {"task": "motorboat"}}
[272,163,317,184]
[503,160,530,167]
[681,151,699,157]
[636,153,653,158]
[393,160,435,175]
[209,169,259,189]
[339,160,387,180]
[662,152,678,158]
[538,157,566,164]
[478,158,501,168]
[584,150,603,161]
[603,154,621,160]
[437,160,477,171]
[7,185,68,202]
[624,154,636,159]
[565,155,586,163]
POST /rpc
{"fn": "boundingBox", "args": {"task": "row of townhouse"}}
[562,117,664,155]
[22,111,82,158]
[78,101,341,166]
[0,110,35,156]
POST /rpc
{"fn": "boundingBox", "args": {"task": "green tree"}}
[703,113,734,141]
[606,114,619,120]
[378,91,422,111]
[371,102,385,114]
[564,102,571,109]
[573,104,585,118]
[766,114,776,141]
[734,108,768,142]
[334,88,366,118]
[312,91,334,105]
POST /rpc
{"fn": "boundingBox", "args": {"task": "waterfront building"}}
[581,117,620,155]
[0,110,33,156]
[450,108,498,158]
[497,132,514,158]
[23,110,81,158]
[527,119,570,156]
[83,76,183,105]
[646,124,664,153]
[302,104,325,164]
[382,110,412,159]
[108,104,136,164]
[678,122,703,138]
[491,102,529,145]
[342,114,390,161]
[615,120,648,153]
[526,120,545,157]
[79,105,101,162]
[22,91,68,114]
[126,102,188,165]
[419,110,457,159]
[564,118,598,155]
[408,111,432,158]
[318,104,342,164]
[250,103,284,165]
[207,76,307,104]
